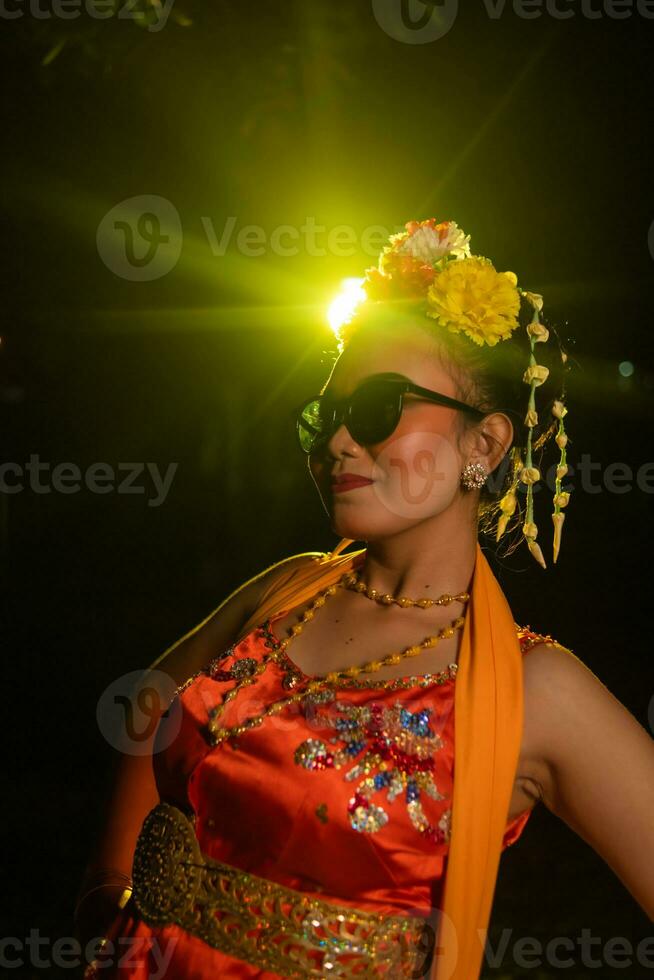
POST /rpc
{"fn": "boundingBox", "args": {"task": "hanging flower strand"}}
[519,290,549,569]
[551,398,571,562]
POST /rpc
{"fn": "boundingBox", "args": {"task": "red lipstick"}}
[331,473,374,493]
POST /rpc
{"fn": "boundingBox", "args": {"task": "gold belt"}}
[131,802,432,978]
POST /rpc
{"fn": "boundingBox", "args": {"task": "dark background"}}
[1,2,653,976]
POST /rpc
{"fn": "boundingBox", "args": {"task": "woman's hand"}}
[73,879,131,962]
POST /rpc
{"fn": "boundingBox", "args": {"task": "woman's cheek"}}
[370,430,460,521]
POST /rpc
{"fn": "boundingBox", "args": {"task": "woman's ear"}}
[469,412,514,474]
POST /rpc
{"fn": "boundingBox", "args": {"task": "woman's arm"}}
[522,642,654,921]
[74,551,322,948]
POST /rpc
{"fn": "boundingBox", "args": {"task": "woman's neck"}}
[354,517,478,600]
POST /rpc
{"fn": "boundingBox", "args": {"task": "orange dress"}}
[90,606,551,979]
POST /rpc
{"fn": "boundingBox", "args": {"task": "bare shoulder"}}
[521,639,615,791]
[521,637,612,711]
[522,637,586,687]
[148,551,324,684]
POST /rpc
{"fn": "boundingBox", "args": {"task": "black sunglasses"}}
[294,373,486,455]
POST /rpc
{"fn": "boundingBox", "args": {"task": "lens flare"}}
[327,277,366,336]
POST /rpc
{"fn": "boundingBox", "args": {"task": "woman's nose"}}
[326,422,361,458]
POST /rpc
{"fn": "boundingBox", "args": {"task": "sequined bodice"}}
[153,610,552,915]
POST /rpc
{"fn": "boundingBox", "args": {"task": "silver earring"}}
[461,460,488,490]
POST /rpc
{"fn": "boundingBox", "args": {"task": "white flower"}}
[439,221,471,259]
[397,221,471,264]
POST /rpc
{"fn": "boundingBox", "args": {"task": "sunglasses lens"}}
[296,381,402,453]
[297,398,329,453]
[349,381,400,444]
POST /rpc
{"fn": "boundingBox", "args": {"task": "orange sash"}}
[237,537,524,980]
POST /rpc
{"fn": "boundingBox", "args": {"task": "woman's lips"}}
[331,477,374,493]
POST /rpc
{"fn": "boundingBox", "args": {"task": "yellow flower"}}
[523,364,550,386]
[496,513,510,541]
[553,491,571,509]
[526,536,547,569]
[556,432,568,450]
[524,408,539,428]
[520,467,541,485]
[426,256,521,347]
[552,400,568,419]
[523,522,547,568]
[499,489,517,515]
[552,511,565,563]
[527,321,549,343]
[522,521,538,539]
[521,290,544,312]
[496,489,517,541]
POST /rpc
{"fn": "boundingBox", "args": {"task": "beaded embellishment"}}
[168,621,565,755]
[294,694,452,844]
[260,620,459,691]
[171,644,238,700]
[516,624,561,653]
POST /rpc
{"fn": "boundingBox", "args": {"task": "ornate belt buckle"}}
[132,803,203,924]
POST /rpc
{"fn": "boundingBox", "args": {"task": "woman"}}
[74,219,654,979]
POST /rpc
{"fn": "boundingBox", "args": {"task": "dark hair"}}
[332,294,573,556]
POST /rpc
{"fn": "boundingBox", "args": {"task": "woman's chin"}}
[329,513,386,542]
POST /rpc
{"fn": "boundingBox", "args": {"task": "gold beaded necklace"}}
[341,569,470,609]
[206,573,468,747]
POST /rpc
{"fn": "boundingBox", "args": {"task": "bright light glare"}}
[618,361,634,378]
[327,277,366,336]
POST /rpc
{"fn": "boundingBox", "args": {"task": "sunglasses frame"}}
[294,373,486,455]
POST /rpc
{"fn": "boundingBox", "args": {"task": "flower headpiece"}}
[331,218,571,569]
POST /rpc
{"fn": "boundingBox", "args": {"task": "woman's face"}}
[308,324,480,542]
